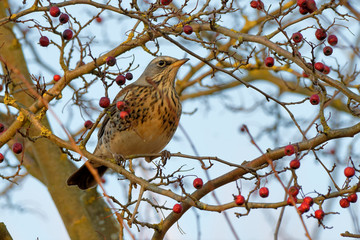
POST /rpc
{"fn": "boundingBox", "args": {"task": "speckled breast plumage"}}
[94,81,181,159]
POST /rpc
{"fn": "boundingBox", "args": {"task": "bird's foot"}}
[160,150,171,165]
[113,153,126,167]
[144,150,171,165]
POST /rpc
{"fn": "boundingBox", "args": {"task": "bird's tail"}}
[67,163,108,190]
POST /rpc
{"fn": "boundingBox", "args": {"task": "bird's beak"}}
[171,58,189,67]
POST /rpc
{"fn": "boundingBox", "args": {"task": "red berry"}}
[265,57,274,67]
[161,0,172,5]
[173,203,182,213]
[53,74,61,81]
[303,196,314,206]
[314,209,324,220]
[297,203,309,214]
[314,62,325,72]
[115,75,126,86]
[310,94,320,105]
[290,159,300,169]
[235,195,245,205]
[259,187,269,198]
[125,73,133,80]
[289,186,299,197]
[256,0,264,10]
[39,36,50,47]
[106,56,116,66]
[327,35,338,46]
[340,198,350,208]
[120,111,129,119]
[315,29,327,41]
[193,178,203,189]
[299,7,308,15]
[292,32,303,43]
[183,25,193,35]
[323,46,333,56]
[297,0,307,7]
[344,167,355,178]
[323,65,330,75]
[287,196,297,205]
[0,123,5,133]
[250,0,259,8]
[62,29,73,40]
[348,193,358,203]
[99,97,110,108]
[84,120,93,129]
[302,71,309,78]
[297,206,305,214]
[284,145,295,156]
[301,202,310,212]
[49,6,61,17]
[96,17,102,23]
[116,101,126,111]
[0,153,4,163]
[59,13,69,24]
[306,0,317,13]
[12,142,23,154]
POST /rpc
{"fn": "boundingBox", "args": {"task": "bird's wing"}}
[97,104,116,140]
[97,84,137,140]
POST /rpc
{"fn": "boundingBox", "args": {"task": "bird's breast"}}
[106,85,181,156]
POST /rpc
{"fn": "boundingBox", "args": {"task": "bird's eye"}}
[157,60,166,67]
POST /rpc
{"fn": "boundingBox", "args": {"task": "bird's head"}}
[134,56,189,86]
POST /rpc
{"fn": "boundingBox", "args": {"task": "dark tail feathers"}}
[67,163,108,190]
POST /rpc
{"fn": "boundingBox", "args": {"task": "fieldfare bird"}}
[67,56,188,189]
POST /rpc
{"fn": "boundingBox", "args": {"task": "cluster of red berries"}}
[284,145,301,169]
[339,167,357,209]
[341,193,358,208]
[316,30,337,58]
[300,30,336,79]
[39,6,73,47]
[297,0,317,15]
[0,141,23,164]
[285,186,324,219]
[105,57,133,85]
[49,6,70,24]
[115,73,133,86]
[116,101,131,119]
[172,177,205,214]
[342,166,356,208]
[104,57,133,85]
[250,0,264,10]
